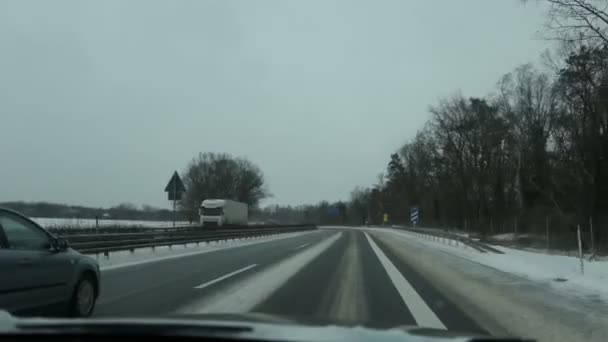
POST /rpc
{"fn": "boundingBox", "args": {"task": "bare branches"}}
[375,43,607,234]
[538,0,608,46]
[180,152,269,212]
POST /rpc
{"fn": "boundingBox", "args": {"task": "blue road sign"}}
[410,206,419,225]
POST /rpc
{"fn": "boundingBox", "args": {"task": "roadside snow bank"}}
[389,229,608,302]
[491,233,517,241]
[370,228,608,342]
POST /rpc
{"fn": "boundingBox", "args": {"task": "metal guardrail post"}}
[62,225,317,255]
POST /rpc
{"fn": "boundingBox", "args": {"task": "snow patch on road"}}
[177,232,342,314]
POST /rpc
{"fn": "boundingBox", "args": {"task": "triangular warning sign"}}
[164,171,186,193]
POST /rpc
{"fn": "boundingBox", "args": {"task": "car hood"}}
[0,311,516,342]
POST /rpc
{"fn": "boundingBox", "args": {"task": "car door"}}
[0,212,72,314]
[0,228,34,313]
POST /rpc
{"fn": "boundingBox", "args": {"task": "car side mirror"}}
[52,237,69,252]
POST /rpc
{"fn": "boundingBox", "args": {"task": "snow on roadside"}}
[371,228,608,342]
[381,229,608,303]
[96,230,319,271]
[491,233,517,241]
[32,217,193,229]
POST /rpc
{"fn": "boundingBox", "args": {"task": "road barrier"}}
[54,225,317,255]
[395,226,504,254]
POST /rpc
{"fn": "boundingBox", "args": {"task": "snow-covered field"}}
[386,228,608,303]
[32,217,193,229]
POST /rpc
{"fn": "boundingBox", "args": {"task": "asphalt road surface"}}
[94,228,487,335]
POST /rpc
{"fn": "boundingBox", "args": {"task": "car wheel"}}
[69,274,97,317]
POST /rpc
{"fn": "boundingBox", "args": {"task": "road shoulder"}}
[369,229,608,342]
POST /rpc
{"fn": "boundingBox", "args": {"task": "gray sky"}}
[0,0,550,209]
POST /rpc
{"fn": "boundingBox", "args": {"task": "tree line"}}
[352,1,608,249]
[260,1,608,251]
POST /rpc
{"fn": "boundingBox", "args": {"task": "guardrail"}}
[392,226,504,254]
[55,225,317,255]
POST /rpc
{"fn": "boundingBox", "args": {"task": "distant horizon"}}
[1,1,549,208]
[0,199,321,210]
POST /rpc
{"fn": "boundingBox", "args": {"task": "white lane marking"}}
[296,243,309,250]
[178,232,342,314]
[364,232,446,330]
[194,264,258,289]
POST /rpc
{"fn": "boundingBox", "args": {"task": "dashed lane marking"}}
[179,232,342,313]
[194,264,258,289]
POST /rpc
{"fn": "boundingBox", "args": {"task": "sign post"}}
[577,224,584,275]
[164,171,186,227]
[590,217,595,259]
[410,206,419,228]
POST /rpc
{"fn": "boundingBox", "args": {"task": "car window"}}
[0,214,49,250]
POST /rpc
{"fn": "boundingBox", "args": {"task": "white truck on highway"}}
[199,199,248,227]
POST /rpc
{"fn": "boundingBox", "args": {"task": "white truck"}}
[199,199,248,227]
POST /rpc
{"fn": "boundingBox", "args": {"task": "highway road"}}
[94,228,487,334]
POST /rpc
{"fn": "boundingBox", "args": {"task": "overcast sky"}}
[0,0,551,209]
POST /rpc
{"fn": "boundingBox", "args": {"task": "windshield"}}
[2,1,608,342]
[202,207,223,216]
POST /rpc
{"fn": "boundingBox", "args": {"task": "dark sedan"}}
[0,208,100,317]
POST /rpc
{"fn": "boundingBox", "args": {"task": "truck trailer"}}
[199,199,248,227]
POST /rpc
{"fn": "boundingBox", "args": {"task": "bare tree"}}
[497,64,560,216]
[534,0,608,46]
[553,45,608,225]
[180,152,270,213]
